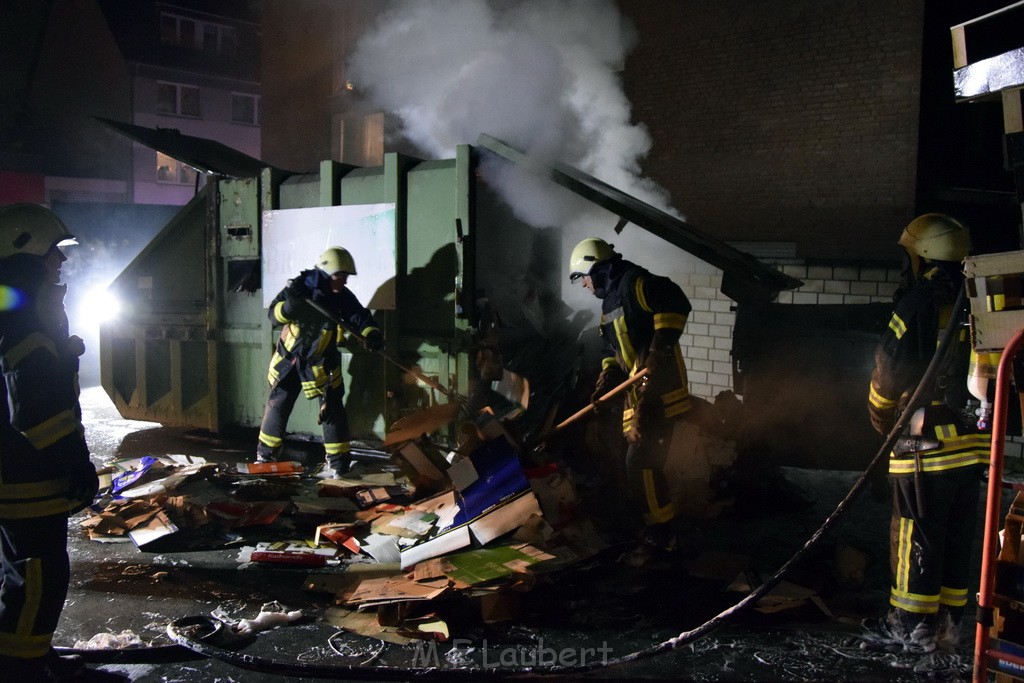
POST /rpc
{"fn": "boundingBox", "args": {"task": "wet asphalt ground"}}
[59,386,985,682]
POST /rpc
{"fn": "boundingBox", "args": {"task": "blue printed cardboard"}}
[400,437,541,569]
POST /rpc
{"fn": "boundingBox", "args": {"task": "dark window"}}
[179,18,196,47]
[231,93,257,124]
[156,83,176,114]
[160,14,176,44]
[180,85,200,116]
[203,23,217,50]
[156,82,200,117]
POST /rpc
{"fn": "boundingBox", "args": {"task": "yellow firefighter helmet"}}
[0,203,77,260]
[898,213,971,263]
[317,247,357,275]
[568,237,616,281]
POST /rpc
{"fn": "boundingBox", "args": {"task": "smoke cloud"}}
[347,0,677,228]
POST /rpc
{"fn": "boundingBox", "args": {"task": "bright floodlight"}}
[83,285,121,323]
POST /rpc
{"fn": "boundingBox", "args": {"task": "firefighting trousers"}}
[257,369,351,465]
[625,418,677,526]
[0,513,70,660]
[888,465,983,615]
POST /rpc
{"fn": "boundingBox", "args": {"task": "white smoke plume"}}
[347,0,677,229]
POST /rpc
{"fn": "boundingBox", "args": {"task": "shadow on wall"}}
[470,184,608,441]
[346,243,462,438]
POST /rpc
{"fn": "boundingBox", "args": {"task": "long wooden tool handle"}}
[304,298,456,399]
[527,368,649,449]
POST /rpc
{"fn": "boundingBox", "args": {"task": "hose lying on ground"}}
[54,644,204,665]
[95,288,974,678]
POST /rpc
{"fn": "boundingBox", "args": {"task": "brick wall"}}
[617,0,925,261]
[681,259,1024,456]
[680,259,899,399]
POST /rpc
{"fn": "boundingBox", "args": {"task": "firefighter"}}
[0,204,100,680]
[256,247,383,477]
[569,237,693,561]
[861,213,990,654]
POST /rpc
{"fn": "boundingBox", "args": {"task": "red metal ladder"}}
[975,326,1024,682]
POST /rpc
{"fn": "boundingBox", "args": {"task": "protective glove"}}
[868,403,896,437]
[362,328,384,352]
[591,364,627,410]
[63,335,86,358]
[625,384,658,445]
[310,288,328,305]
[626,343,671,443]
[67,457,99,514]
[282,280,312,318]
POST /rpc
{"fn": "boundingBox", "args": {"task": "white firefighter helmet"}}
[317,247,356,276]
[0,203,77,260]
[898,213,971,263]
[568,237,616,281]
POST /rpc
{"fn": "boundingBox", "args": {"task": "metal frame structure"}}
[974,326,1024,682]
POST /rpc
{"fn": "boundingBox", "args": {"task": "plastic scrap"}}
[234,602,304,635]
[72,630,145,650]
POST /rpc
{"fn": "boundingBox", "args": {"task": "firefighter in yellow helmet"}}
[255,247,384,477]
[0,204,99,679]
[861,213,989,654]
[569,237,693,561]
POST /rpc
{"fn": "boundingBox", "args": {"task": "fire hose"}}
[67,287,970,678]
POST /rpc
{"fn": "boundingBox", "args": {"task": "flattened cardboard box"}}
[400,436,541,569]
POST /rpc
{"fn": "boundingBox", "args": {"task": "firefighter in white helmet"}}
[861,213,989,654]
[0,204,99,679]
[255,247,384,477]
[569,236,693,561]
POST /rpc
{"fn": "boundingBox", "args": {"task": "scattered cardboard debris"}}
[322,607,413,645]
[345,574,450,608]
[80,402,633,643]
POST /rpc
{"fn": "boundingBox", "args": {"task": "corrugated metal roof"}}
[95,117,270,178]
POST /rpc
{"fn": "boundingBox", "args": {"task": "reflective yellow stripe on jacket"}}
[2,332,57,369]
[0,477,76,520]
[0,629,52,658]
[868,382,897,410]
[888,430,990,475]
[3,332,82,448]
[888,312,907,340]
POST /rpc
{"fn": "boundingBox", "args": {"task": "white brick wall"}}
[680,256,1024,454]
[681,259,899,400]
[683,271,731,398]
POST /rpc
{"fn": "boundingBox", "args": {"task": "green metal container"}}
[101,147,479,440]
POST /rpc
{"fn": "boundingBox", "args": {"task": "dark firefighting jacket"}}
[0,280,89,519]
[868,264,989,474]
[592,256,693,434]
[266,269,380,398]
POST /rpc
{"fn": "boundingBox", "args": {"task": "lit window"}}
[337,113,384,167]
[231,93,259,124]
[156,82,200,117]
[156,152,198,185]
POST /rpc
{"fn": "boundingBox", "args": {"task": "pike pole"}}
[304,298,468,405]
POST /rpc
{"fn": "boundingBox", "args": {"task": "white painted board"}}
[261,204,397,309]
